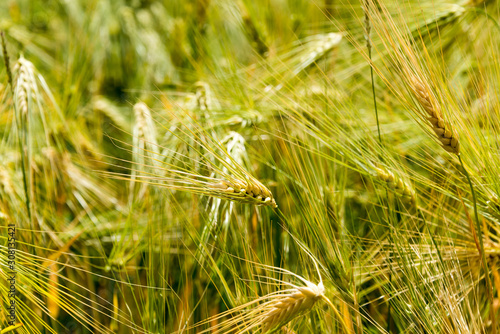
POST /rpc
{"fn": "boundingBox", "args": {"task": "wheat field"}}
[0,0,499,333]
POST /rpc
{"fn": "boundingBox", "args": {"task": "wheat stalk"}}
[362,1,372,53]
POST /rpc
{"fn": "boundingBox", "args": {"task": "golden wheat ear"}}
[409,76,459,154]
[180,274,341,334]
[182,235,348,334]
[210,177,277,208]
[359,1,461,156]
[260,280,326,333]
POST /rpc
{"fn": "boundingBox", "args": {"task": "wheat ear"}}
[182,242,347,334]
[409,76,460,154]
[129,102,160,202]
[211,177,277,208]
[178,277,335,334]
[14,58,35,117]
[260,281,326,333]
[375,167,416,205]
[210,132,277,208]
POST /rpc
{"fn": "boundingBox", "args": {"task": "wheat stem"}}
[1,32,12,90]
[320,295,351,333]
[363,1,381,144]
[459,154,496,333]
